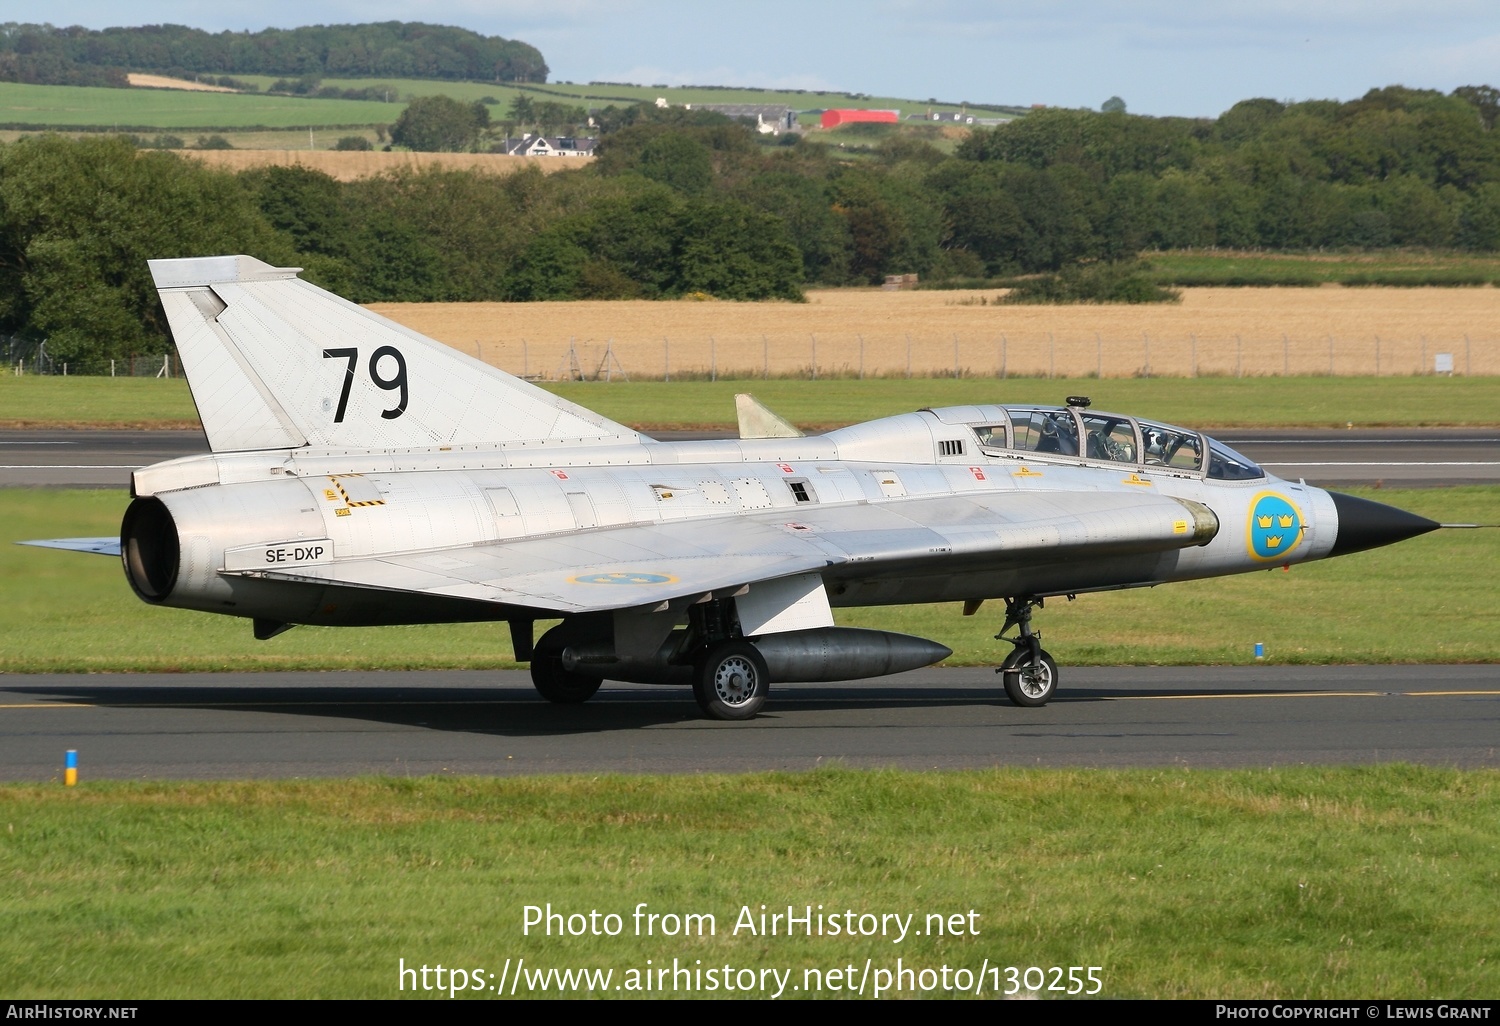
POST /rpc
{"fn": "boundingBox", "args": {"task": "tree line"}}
[3,84,1500,367]
[0,22,548,85]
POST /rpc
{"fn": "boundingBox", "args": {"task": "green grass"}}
[231,74,1021,119]
[0,375,201,428]
[7,375,1500,431]
[2,767,1497,998]
[0,77,1017,134]
[561,377,1500,429]
[1146,250,1500,287]
[0,81,401,130]
[4,487,1495,672]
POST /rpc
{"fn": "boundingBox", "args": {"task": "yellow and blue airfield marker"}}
[64,749,77,787]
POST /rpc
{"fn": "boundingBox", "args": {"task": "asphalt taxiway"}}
[2,665,1496,780]
[4,428,1493,780]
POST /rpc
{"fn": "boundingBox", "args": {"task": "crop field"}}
[370,285,1500,381]
[187,149,590,180]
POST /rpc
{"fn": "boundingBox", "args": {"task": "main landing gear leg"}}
[995,596,1058,707]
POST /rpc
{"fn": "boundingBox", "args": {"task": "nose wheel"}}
[998,646,1057,706]
[995,596,1058,707]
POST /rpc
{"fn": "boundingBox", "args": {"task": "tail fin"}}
[150,255,640,453]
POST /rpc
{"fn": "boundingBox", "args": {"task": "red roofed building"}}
[820,108,900,128]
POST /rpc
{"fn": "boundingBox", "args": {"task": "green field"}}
[4,375,1499,431]
[2,767,1496,998]
[4,486,1494,672]
[1147,250,1500,287]
[0,77,1014,134]
[0,81,400,130]
[227,75,1020,121]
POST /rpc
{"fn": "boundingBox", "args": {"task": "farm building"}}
[683,103,798,134]
[820,108,900,128]
[500,135,597,157]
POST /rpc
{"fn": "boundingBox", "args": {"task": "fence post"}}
[1375,335,1380,377]
[1095,332,1102,379]
[810,334,817,381]
[1465,334,1471,376]
[1142,333,1150,377]
[1328,335,1333,376]
[1000,334,1007,380]
[710,336,716,383]
[953,333,960,379]
[858,335,865,380]
[664,338,670,383]
[1421,336,1427,376]
[1049,332,1055,379]
[1283,334,1289,376]
[1235,335,1241,378]
[762,335,769,380]
[905,334,912,379]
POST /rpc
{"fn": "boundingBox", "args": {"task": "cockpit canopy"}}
[966,406,1263,480]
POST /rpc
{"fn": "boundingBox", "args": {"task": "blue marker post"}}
[64,749,78,787]
[1254,642,1265,660]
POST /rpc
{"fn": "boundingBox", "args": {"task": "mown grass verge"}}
[3,487,1495,672]
[5,374,1499,431]
[1,767,1496,998]
[918,250,1500,289]
[1145,250,1500,287]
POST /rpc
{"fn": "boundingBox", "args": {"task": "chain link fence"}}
[3,336,177,377]
[463,332,1491,382]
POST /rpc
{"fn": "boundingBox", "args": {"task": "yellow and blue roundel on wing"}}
[1246,492,1304,562]
[571,571,679,586]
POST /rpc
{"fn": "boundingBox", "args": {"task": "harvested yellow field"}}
[188,149,590,181]
[126,73,235,93]
[369,286,1500,380]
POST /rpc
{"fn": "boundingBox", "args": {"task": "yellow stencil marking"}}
[327,475,387,512]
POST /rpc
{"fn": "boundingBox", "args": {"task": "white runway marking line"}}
[4,690,1497,711]
[1260,461,1500,467]
[1238,438,1499,444]
[1106,690,1500,701]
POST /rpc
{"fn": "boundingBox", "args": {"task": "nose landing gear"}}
[995,596,1057,707]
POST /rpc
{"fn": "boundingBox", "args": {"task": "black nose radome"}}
[1328,492,1440,558]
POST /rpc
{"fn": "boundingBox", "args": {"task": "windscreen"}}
[1206,438,1265,480]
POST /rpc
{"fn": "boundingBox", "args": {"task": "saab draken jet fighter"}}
[29,257,1440,719]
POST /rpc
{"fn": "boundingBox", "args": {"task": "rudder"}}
[151,255,641,453]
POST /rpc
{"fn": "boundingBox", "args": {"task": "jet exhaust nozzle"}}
[120,497,179,602]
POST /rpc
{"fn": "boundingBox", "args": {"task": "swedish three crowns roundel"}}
[1246,492,1304,562]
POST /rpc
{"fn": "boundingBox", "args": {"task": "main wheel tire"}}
[693,641,769,720]
[1000,647,1058,707]
[530,626,603,704]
